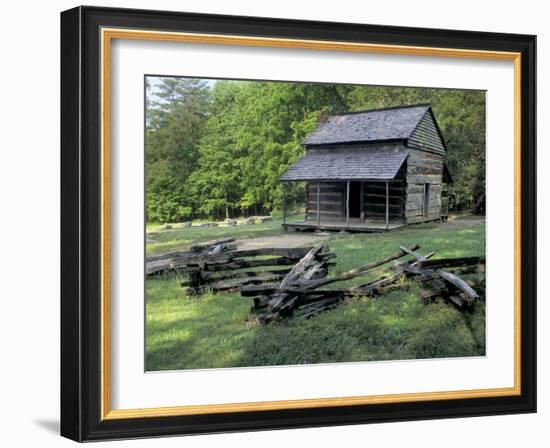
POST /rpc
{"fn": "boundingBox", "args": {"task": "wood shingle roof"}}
[303,104,431,146]
[280,145,409,181]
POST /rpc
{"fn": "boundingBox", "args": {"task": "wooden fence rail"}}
[146,239,334,295]
[241,244,486,325]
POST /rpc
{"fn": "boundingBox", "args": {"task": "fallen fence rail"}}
[241,244,485,325]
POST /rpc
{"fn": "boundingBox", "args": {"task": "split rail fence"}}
[146,238,334,295]
[146,238,484,325]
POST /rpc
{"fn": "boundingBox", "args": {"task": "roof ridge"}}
[329,103,431,116]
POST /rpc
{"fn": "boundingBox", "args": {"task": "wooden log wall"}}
[405,149,444,224]
[363,180,405,220]
[306,182,345,222]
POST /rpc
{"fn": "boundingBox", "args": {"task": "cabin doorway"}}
[348,181,362,218]
[423,183,431,218]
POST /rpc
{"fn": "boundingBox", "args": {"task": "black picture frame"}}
[61,5,536,442]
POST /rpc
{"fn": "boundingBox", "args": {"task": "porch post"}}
[316,181,321,228]
[385,181,389,230]
[346,180,350,227]
[282,182,287,225]
[305,183,309,221]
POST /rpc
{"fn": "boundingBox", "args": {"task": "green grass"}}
[146,215,302,256]
[146,218,486,371]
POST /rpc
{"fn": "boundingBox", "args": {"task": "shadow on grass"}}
[235,286,485,369]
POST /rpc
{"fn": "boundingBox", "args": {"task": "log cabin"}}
[280,104,452,232]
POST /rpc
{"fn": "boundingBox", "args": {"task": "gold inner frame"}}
[100,28,522,420]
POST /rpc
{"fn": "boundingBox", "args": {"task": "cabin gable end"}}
[408,109,447,156]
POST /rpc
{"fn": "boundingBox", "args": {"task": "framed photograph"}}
[60,6,536,442]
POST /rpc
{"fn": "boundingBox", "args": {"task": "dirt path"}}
[442,214,485,229]
[236,233,330,250]
[236,214,483,250]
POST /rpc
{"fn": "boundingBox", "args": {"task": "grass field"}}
[146,215,303,256]
[145,216,486,371]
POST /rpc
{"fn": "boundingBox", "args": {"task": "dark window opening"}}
[349,181,362,218]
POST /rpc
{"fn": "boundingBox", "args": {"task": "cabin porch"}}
[281,179,407,233]
[282,218,406,233]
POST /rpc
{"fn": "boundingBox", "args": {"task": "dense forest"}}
[145,77,485,223]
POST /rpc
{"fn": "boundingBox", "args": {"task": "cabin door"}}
[348,181,362,218]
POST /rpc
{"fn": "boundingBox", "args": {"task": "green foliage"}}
[187,81,351,218]
[146,77,485,221]
[145,78,210,222]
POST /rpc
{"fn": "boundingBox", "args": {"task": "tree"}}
[145,77,210,222]
[189,82,244,220]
